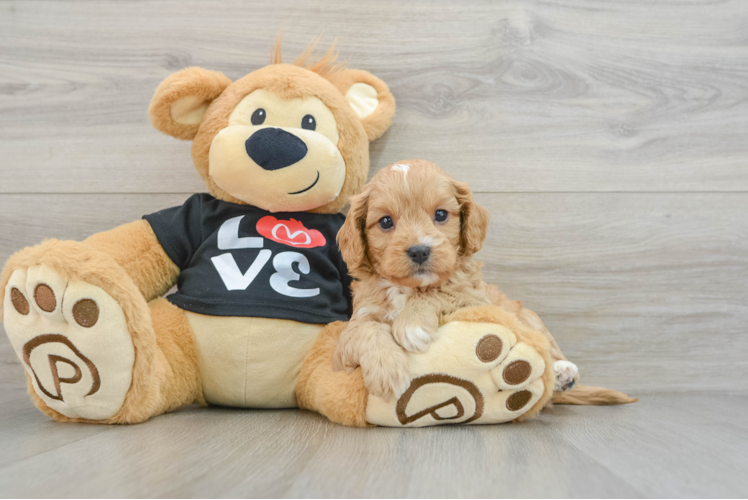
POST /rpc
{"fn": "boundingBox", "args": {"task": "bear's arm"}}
[84,219,180,301]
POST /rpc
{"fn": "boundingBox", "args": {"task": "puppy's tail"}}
[551,385,637,405]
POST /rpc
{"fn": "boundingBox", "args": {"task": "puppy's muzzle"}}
[245,128,308,171]
[407,245,431,265]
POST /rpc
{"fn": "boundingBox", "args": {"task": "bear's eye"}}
[301,114,316,131]
[435,210,449,223]
[251,108,266,125]
[378,216,394,230]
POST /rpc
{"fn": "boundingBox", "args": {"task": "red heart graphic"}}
[256,216,326,248]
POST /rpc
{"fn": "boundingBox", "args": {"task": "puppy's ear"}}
[149,67,232,140]
[326,69,396,141]
[453,180,490,256]
[337,187,372,277]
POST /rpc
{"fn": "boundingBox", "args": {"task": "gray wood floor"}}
[1,0,747,497]
[1,387,747,498]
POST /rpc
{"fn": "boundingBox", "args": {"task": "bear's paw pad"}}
[366,321,547,427]
[3,266,134,420]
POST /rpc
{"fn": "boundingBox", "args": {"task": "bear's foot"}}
[3,265,135,420]
[365,306,554,427]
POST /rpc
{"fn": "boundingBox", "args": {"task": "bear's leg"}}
[296,321,371,427]
[143,297,204,416]
[297,306,556,428]
[1,240,202,423]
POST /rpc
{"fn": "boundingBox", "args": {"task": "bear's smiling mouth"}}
[288,171,320,195]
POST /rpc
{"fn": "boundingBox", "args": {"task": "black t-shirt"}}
[143,194,352,324]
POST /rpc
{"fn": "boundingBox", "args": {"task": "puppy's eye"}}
[301,114,316,131]
[435,209,449,223]
[251,108,266,125]
[378,216,394,230]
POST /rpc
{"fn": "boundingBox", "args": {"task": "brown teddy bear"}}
[1,40,568,427]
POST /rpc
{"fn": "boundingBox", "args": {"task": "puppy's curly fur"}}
[333,160,494,398]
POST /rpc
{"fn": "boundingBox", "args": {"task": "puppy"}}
[333,160,498,398]
[334,159,580,399]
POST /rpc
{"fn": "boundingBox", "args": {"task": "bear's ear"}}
[327,69,396,141]
[149,67,232,140]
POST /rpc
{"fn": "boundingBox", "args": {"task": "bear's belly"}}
[185,312,323,408]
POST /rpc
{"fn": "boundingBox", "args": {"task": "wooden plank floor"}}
[1,0,748,497]
[0,387,747,498]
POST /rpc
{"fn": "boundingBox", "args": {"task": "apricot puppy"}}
[333,160,494,398]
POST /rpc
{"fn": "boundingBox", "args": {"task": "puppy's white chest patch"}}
[381,280,411,321]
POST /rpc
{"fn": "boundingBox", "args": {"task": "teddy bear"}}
[1,39,562,427]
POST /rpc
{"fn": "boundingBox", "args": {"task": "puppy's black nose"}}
[245,128,308,171]
[407,245,431,264]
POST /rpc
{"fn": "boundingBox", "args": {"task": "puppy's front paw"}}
[332,348,357,375]
[360,348,410,399]
[332,326,360,374]
[393,321,433,353]
[365,365,410,400]
[554,360,579,392]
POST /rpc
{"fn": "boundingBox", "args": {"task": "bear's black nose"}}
[245,128,308,171]
[407,246,431,264]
